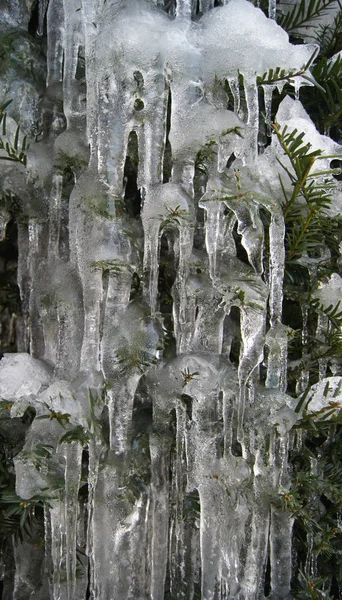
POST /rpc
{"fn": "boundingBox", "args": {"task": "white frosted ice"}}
[2,0,341,597]
[313,272,342,309]
[305,376,342,414]
[0,353,52,403]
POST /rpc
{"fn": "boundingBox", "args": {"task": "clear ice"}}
[0,0,341,599]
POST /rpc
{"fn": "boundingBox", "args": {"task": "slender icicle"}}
[107,375,141,453]
[38,0,49,36]
[149,432,171,600]
[173,223,194,352]
[268,0,277,20]
[268,210,285,327]
[63,443,83,600]
[265,207,287,390]
[86,441,101,600]
[316,313,329,380]
[16,223,31,352]
[62,0,85,124]
[263,84,275,136]
[270,506,294,599]
[48,174,63,259]
[176,0,192,19]
[49,497,65,600]
[46,0,65,87]
[296,305,310,395]
[200,0,216,12]
[202,201,227,281]
[244,77,259,159]
[169,402,187,597]
[228,77,241,116]
[28,218,43,354]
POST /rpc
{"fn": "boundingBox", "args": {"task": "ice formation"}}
[0,0,341,599]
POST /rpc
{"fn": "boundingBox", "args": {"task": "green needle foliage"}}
[36,403,71,428]
[59,425,91,446]
[257,53,319,89]
[277,0,339,35]
[272,123,340,268]
[0,491,51,537]
[265,6,342,595]
[0,100,27,166]
[284,405,342,598]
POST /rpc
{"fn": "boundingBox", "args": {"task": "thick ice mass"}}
[1,0,341,598]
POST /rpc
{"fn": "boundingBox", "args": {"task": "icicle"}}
[293,78,303,101]
[199,486,223,600]
[173,222,194,352]
[46,0,65,87]
[199,0,216,12]
[199,182,237,279]
[86,441,101,599]
[63,443,82,600]
[28,218,40,261]
[268,209,285,327]
[201,200,229,281]
[238,305,267,441]
[223,196,264,274]
[304,532,317,580]
[268,0,277,20]
[62,0,85,124]
[142,217,162,314]
[139,76,169,187]
[169,401,187,598]
[222,388,235,456]
[270,506,294,599]
[266,324,288,390]
[106,375,141,453]
[228,77,240,116]
[265,206,287,389]
[263,84,275,136]
[49,496,65,600]
[240,503,270,598]
[38,0,49,36]
[315,313,329,380]
[28,218,44,354]
[48,174,63,259]
[176,0,192,19]
[244,77,259,159]
[16,224,31,352]
[149,432,171,600]
[296,305,310,395]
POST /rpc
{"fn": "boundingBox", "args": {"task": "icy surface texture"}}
[0,0,341,598]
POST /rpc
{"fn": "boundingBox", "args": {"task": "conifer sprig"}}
[0,101,27,166]
[277,0,339,34]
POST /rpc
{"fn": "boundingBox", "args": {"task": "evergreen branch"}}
[310,298,342,329]
[273,124,335,223]
[312,54,342,83]
[59,426,90,446]
[0,101,28,166]
[277,0,338,34]
[257,66,309,87]
[195,140,217,174]
[314,8,342,56]
[286,211,321,260]
[284,158,317,218]
[257,52,318,87]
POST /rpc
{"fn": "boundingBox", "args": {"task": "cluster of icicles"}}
[1,0,341,599]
